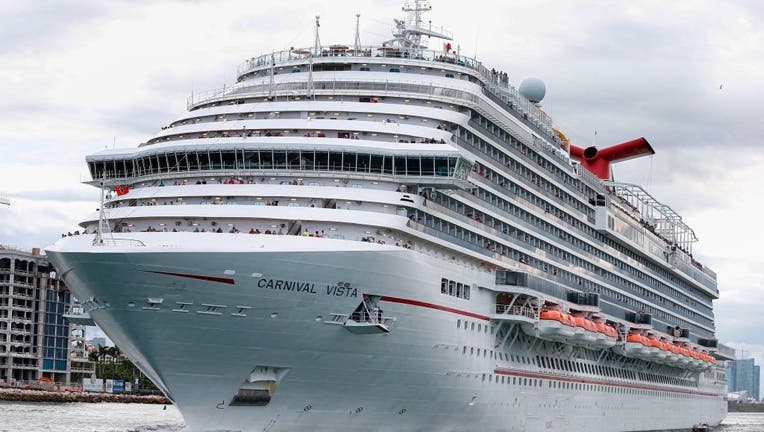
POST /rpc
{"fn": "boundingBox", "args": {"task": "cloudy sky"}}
[1,0,762,385]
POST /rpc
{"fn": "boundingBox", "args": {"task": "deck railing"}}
[494,304,536,318]
[236,45,482,78]
[92,238,146,247]
[188,43,552,138]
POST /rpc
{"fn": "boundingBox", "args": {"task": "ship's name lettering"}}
[257,279,357,297]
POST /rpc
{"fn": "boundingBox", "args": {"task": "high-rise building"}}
[755,364,761,401]
[0,245,94,386]
[727,358,761,401]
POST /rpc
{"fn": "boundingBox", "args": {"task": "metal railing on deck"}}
[191,43,552,137]
[187,78,483,110]
[92,238,145,247]
[494,304,536,318]
[237,45,481,78]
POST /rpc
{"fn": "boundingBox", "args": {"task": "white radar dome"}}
[519,78,546,103]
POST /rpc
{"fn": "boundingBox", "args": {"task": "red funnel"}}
[569,138,655,180]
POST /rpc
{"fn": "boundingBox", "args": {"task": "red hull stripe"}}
[379,295,490,321]
[141,270,235,285]
[493,368,719,397]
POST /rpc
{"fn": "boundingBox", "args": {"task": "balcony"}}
[233,43,552,137]
[491,304,536,324]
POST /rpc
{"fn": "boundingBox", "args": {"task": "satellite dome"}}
[519,78,546,103]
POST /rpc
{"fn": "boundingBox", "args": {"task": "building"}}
[726,358,761,401]
[0,245,94,386]
[88,337,107,348]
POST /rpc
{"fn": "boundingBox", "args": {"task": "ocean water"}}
[0,402,184,431]
[1,402,763,432]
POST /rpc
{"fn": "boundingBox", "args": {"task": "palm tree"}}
[96,345,109,378]
[98,345,109,361]
[107,346,121,361]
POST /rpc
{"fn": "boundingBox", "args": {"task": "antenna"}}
[96,176,106,245]
[313,15,321,56]
[307,53,314,100]
[95,173,113,245]
[268,52,275,98]
[353,14,361,53]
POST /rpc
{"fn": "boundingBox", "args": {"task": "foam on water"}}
[2,401,764,431]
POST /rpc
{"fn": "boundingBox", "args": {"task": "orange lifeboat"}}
[646,337,661,348]
[643,336,667,361]
[540,309,562,321]
[589,321,617,348]
[676,347,692,366]
[570,316,598,345]
[561,313,576,327]
[523,309,577,341]
[661,342,683,366]
[583,319,598,333]
[615,333,650,358]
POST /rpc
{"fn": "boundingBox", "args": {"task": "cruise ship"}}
[47,2,733,431]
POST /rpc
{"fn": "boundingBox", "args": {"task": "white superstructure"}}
[46,2,730,431]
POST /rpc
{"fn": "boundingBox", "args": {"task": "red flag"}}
[115,186,129,196]
[445,42,452,52]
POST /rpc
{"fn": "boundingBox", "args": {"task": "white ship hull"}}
[47,234,726,432]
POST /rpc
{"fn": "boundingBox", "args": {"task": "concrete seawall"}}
[0,388,171,404]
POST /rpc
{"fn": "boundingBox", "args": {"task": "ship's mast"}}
[353,14,361,53]
[95,177,108,244]
[308,15,320,100]
[268,53,275,98]
[313,15,321,56]
[391,0,452,58]
[402,0,428,49]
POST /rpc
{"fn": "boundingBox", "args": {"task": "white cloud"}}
[1,0,763,347]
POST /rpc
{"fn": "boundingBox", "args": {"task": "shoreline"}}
[0,388,171,404]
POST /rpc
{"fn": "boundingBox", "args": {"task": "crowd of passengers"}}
[361,235,412,248]
[611,198,697,262]
[245,45,477,66]
[117,198,327,208]
[489,68,509,86]
[190,178,304,186]
[163,129,450,144]
[109,177,401,204]
[64,224,416,250]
